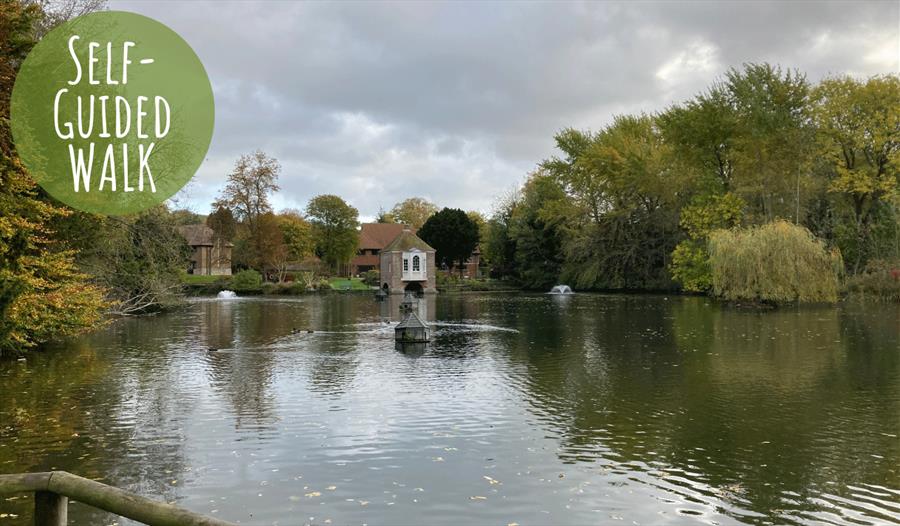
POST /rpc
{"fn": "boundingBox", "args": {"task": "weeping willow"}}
[709,221,843,304]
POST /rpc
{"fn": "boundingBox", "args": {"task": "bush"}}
[670,240,712,292]
[231,269,263,291]
[845,259,900,302]
[670,193,745,292]
[708,220,843,304]
[363,269,380,286]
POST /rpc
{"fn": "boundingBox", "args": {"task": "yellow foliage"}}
[709,221,842,304]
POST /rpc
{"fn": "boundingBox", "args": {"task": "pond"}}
[1,293,898,525]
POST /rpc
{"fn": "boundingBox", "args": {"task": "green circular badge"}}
[11,11,214,215]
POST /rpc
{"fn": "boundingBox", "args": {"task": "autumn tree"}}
[812,75,900,272]
[725,64,815,223]
[543,115,680,289]
[390,197,438,229]
[508,173,569,289]
[214,151,281,270]
[306,195,359,275]
[255,212,287,281]
[0,1,106,352]
[266,210,316,282]
[214,151,280,230]
[375,207,396,223]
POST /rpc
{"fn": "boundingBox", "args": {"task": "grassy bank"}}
[181,273,374,295]
[328,278,372,291]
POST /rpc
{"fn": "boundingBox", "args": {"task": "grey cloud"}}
[114,0,898,218]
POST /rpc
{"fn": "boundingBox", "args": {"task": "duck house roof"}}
[383,230,435,252]
[396,311,429,330]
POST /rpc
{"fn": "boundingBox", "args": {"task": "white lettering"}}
[68,143,94,192]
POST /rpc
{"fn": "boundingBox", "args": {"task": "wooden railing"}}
[0,471,236,526]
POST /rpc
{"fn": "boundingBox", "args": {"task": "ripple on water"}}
[0,294,898,526]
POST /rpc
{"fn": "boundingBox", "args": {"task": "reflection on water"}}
[1,294,898,525]
[378,293,436,322]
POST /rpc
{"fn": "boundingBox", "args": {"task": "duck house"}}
[395,311,429,343]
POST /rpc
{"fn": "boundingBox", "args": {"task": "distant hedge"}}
[709,221,843,304]
[845,259,900,302]
[232,269,263,291]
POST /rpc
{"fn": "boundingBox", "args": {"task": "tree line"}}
[194,149,481,282]
[482,64,899,298]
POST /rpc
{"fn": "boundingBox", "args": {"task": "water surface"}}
[1,293,898,525]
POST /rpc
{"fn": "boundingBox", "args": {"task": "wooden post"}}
[34,491,67,526]
[1,471,235,526]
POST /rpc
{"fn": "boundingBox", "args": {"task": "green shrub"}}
[845,259,900,302]
[709,220,843,304]
[436,272,454,291]
[363,269,380,286]
[670,192,745,292]
[231,269,263,291]
[670,240,711,292]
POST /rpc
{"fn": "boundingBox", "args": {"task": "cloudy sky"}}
[112,0,899,220]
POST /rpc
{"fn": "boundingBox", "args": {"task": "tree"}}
[509,172,569,289]
[255,212,288,282]
[278,211,314,263]
[78,207,190,314]
[390,197,438,229]
[418,208,479,274]
[0,1,106,353]
[214,151,281,228]
[467,211,488,241]
[543,115,681,290]
[658,84,737,193]
[484,189,520,279]
[812,75,900,273]
[306,195,359,275]
[259,210,316,282]
[207,206,236,242]
[709,221,842,304]
[170,209,205,226]
[725,64,815,223]
[214,151,281,270]
[375,207,396,223]
[670,193,745,292]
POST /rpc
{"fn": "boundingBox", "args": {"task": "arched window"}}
[412,255,420,272]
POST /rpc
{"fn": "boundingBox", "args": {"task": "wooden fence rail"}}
[0,471,236,526]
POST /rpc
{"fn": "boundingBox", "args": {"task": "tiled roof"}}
[353,254,380,267]
[177,224,233,247]
[177,224,215,246]
[359,223,410,250]
[383,230,435,252]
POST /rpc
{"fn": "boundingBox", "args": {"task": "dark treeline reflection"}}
[495,293,899,524]
[1,294,897,526]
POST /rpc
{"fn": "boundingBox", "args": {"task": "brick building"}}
[379,229,437,295]
[178,224,232,276]
[351,223,409,276]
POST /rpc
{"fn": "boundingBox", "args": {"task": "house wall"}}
[380,250,437,294]
[446,252,481,278]
[188,242,232,276]
[210,243,232,275]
